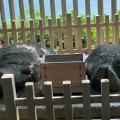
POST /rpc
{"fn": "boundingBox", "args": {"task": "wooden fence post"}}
[44,81,55,120]
[82,80,91,120]
[63,81,72,120]
[25,82,37,120]
[1,74,19,120]
[101,79,110,120]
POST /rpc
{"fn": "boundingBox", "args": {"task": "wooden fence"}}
[0,13,120,54]
[1,74,120,119]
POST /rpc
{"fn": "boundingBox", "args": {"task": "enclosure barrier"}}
[0,13,120,54]
[1,74,120,120]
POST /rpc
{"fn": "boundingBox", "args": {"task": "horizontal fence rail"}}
[0,13,120,54]
[1,74,120,119]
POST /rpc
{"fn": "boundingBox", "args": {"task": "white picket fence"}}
[1,74,120,120]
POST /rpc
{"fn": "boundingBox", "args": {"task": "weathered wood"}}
[18,0,25,20]
[105,15,109,44]
[66,13,73,53]
[0,0,6,21]
[44,81,55,120]
[1,74,19,120]
[63,81,73,120]
[85,0,90,16]
[86,16,91,54]
[82,80,91,120]
[25,82,37,120]
[101,79,110,120]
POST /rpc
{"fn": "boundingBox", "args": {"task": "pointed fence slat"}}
[44,81,55,120]
[63,81,73,120]
[1,74,19,120]
[82,80,91,120]
[101,79,110,120]
[25,82,37,120]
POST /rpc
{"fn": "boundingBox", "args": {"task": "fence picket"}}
[2,21,9,46]
[44,81,55,120]
[12,20,18,44]
[48,18,54,50]
[1,74,19,120]
[18,0,25,20]
[25,82,37,120]
[21,20,27,43]
[114,14,119,44]
[105,15,109,44]
[67,13,73,53]
[77,17,82,52]
[96,15,101,46]
[86,16,91,54]
[85,0,90,16]
[39,0,45,25]
[39,19,45,46]
[57,18,63,53]
[82,80,91,120]
[0,0,6,21]
[101,79,110,120]
[28,0,35,22]
[63,81,73,120]
[30,19,36,42]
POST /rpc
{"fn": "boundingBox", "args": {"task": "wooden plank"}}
[25,82,37,120]
[12,20,18,44]
[96,15,101,46]
[21,20,27,43]
[63,81,73,120]
[77,16,82,52]
[101,79,110,120]
[48,18,54,50]
[1,74,19,120]
[114,14,119,44]
[98,0,103,21]
[2,21,9,45]
[73,0,78,48]
[57,18,63,53]
[85,0,90,16]
[30,19,36,42]
[50,0,56,25]
[8,0,16,21]
[105,15,109,44]
[86,16,91,54]
[28,0,35,21]
[61,0,67,49]
[66,13,73,53]
[18,0,25,20]
[82,80,91,120]
[0,0,6,21]
[39,0,45,25]
[39,19,45,46]
[44,81,55,120]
